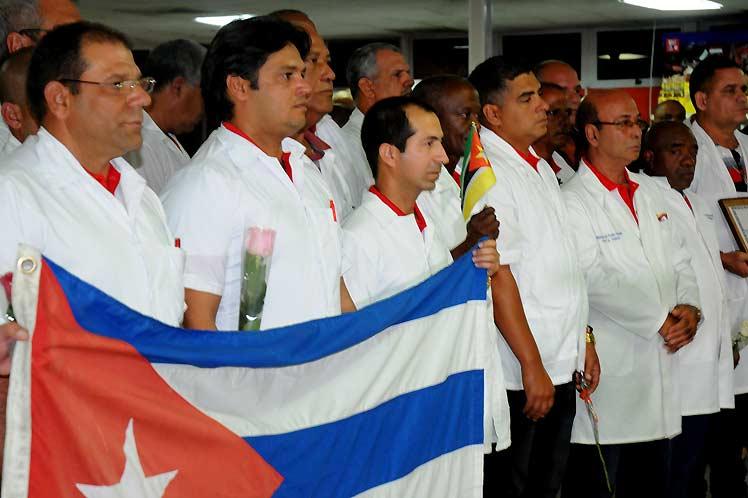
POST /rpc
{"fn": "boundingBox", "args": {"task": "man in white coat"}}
[162,17,354,331]
[561,91,701,498]
[643,121,734,498]
[0,47,37,156]
[468,56,597,498]
[124,39,206,194]
[532,82,575,185]
[685,54,748,498]
[0,20,186,366]
[340,43,414,203]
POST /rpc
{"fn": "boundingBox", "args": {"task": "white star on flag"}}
[76,419,178,498]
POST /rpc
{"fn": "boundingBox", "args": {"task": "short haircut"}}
[361,95,435,178]
[468,56,533,110]
[0,45,32,103]
[534,59,576,81]
[0,0,41,62]
[575,98,600,151]
[689,54,741,109]
[27,21,131,123]
[144,39,206,93]
[411,74,471,108]
[346,42,400,100]
[201,16,310,124]
[643,120,692,152]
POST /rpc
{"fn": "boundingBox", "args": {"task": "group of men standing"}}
[0,1,747,498]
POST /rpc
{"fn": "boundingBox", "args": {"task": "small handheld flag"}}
[458,123,496,221]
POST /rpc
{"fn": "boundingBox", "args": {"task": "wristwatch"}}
[585,325,595,345]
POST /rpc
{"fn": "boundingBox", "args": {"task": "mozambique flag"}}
[458,123,496,221]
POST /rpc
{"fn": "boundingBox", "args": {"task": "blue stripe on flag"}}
[245,369,484,497]
[43,248,487,368]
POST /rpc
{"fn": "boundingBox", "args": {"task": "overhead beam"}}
[468,0,493,72]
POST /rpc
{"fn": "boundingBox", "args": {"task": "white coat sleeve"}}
[160,169,237,297]
[564,190,669,340]
[667,216,700,309]
[341,227,380,310]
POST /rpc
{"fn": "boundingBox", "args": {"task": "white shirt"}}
[552,151,576,185]
[339,108,375,204]
[688,120,748,394]
[125,111,190,194]
[648,175,734,414]
[313,148,354,222]
[0,128,185,327]
[563,162,700,444]
[0,119,11,154]
[0,132,21,157]
[417,166,466,250]
[479,128,588,390]
[161,125,342,331]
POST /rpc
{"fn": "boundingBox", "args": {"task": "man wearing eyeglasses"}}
[561,90,700,498]
[0,21,187,377]
[533,82,575,185]
[686,54,748,498]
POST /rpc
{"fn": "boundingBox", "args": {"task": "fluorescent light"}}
[598,53,647,60]
[194,14,254,27]
[619,0,722,11]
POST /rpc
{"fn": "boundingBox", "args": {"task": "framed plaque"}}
[719,197,748,252]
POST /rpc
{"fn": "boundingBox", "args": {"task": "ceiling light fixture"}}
[194,14,254,27]
[619,0,722,11]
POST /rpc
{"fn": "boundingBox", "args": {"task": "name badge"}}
[595,232,623,243]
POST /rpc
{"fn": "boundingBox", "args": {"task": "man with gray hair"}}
[340,42,414,199]
[0,0,79,152]
[125,39,206,193]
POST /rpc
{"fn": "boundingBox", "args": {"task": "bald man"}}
[533,82,575,184]
[653,99,687,124]
[0,46,36,155]
[561,91,700,498]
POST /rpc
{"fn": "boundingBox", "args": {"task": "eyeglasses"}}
[58,77,156,94]
[593,118,649,131]
[18,28,48,42]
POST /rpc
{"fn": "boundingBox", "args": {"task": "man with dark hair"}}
[561,91,700,498]
[340,42,414,199]
[653,99,687,124]
[641,121,734,498]
[533,82,575,184]
[124,39,206,194]
[469,56,596,498]
[0,19,187,367]
[0,46,36,154]
[686,53,748,498]
[0,0,79,152]
[162,17,356,331]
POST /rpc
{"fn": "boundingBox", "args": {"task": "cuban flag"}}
[3,245,508,497]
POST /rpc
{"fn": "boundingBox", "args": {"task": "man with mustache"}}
[162,17,354,331]
[532,82,575,185]
[561,91,700,498]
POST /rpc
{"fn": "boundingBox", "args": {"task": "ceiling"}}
[78,0,748,48]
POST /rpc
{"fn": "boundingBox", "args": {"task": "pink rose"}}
[245,227,276,258]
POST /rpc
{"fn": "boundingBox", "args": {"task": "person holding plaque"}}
[686,54,748,498]
[561,91,701,498]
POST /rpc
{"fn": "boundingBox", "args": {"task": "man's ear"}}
[226,75,250,104]
[1,102,23,131]
[693,91,708,113]
[169,76,187,98]
[6,32,31,54]
[378,142,399,171]
[43,81,72,120]
[481,103,502,130]
[584,123,600,148]
[358,78,376,102]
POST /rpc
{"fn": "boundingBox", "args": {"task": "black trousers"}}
[562,438,670,498]
[703,395,748,498]
[484,381,576,498]
[667,413,712,498]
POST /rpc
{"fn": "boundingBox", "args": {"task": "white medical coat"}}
[648,175,734,414]
[313,148,354,222]
[552,151,576,185]
[125,111,190,195]
[161,125,342,331]
[339,108,375,203]
[563,162,700,444]
[688,120,748,394]
[0,128,185,326]
[480,128,588,390]
[417,166,466,250]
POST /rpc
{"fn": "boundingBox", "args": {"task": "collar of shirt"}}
[368,185,427,232]
[451,169,462,187]
[222,121,293,182]
[84,163,121,196]
[548,157,561,174]
[513,147,541,171]
[585,159,639,223]
[304,124,331,161]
